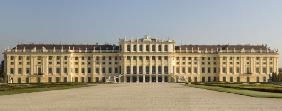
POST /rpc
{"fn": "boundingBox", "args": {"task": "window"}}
[247,67,251,74]
[26,56,30,60]
[18,56,22,60]
[26,68,30,74]
[133,66,137,74]
[102,67,106,73]
[38,68,42,74]
[176,67,180,73]
[10,56,14,60]
[237,77,240,82]
[81,68,85,73]
[56,77,60,83]
[109,67,112,73]
[96,68,99,73]
[88,67,91,73]
[164,45,168,51]
[127,66,130,74]
[201,67,205,73]
[115,67,118,73]
[56,68,60,74]
[48,68,52,74]
[64,56,68,60]
[236,67,240,73]
[188,67,192,73]
[57,56,60,60]
[222,67,226,73]
[158,45,162,51]
[146,56,149,60]
[230,67,233,73]
[49,56,53,60]
[139,66,143,74]
[182,67,186,73]
[139,45,143,51]
[152,45,156,51]
[230,77,233,82]
[152,56,155,60]
[139,56,143,60]
[158,66,162,74]
[208,67,211,73]
[18,68,22,74]
[263,77,266,82]
[223,77,226,82]
[133,45,137,51]
[213,67,217,73]
[188,57,192,60]
[146,66,149,74]
[194,67,198,73]
[146,45,149,51]
[127,45,131,51]
[75,68,79,73]
[152,66,156,74]
[64,68,67,73]
[263,67,267,73]
[256,67,260,73]
[256,57,260,60]
[164,66,168,74]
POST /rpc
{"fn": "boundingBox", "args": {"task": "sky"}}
[0,0,281,66]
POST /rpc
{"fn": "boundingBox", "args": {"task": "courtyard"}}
[0,83,281,111]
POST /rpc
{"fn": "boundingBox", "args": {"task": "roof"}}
[175,45,269,51]
[13,44,120,51]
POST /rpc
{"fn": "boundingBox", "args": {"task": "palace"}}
[2,35,280,83]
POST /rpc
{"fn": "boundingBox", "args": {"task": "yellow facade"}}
[3,35,279,83]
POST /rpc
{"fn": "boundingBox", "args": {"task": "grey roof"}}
[13,44,120,51]
[175,45,269,51]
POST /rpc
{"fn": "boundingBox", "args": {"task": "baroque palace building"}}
[3,35,280,83]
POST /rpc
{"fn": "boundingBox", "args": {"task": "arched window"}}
[146,45,149,51]
[152,45,155,51]
[164,45,168,51]
[139,45,143,51]
[133,45,137,51]
[127,45,131,51]
[158,45,162,51]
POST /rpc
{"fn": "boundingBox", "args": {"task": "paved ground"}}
[0,83,281,111]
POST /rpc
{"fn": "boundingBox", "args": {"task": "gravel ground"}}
[0,83,281,111]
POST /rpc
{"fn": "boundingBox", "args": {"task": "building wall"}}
[3,37,279,83]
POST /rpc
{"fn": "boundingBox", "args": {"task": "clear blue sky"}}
[0,0,281,66]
